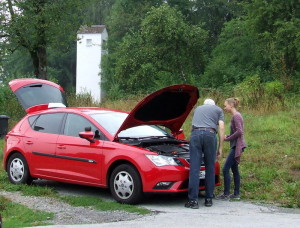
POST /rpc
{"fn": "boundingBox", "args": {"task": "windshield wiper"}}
[119,135,172,140]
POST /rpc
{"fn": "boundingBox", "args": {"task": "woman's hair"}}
[226,97,240,108]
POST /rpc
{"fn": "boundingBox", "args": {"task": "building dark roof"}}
[77,25,106,34]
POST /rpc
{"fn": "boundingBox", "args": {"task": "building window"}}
[86,39,92,47]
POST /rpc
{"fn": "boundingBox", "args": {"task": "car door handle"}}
[57,145,66,149]
[26,141,33,145]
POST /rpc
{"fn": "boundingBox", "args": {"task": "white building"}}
[76,25,108,103]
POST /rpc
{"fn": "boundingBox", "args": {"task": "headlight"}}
[145,154,179,167]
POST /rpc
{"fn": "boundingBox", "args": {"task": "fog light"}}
[153,181,174,189]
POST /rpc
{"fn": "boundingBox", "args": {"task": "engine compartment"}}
[144,143,190,159]
[119,137,190,159]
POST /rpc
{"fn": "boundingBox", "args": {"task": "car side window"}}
[28,115,39,127]
[64,113,103,139]
[32,113,65,134]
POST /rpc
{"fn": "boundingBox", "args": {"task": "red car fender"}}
[101,142,156,188]
[3,138,28,171]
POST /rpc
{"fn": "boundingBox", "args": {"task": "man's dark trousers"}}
[188,129,217,200]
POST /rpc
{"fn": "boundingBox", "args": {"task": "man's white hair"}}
[203,98,215,105]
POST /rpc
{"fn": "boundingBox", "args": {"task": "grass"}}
[239,109,300,208]
[0,94,300,227]
[0,136,149,227]
[0,195,53,228]
[60,195,149,214]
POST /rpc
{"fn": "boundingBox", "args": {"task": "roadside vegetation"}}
[0,131,149,228]
[0,87,299,227]
[1,1,300,227]
[0,195,53,227]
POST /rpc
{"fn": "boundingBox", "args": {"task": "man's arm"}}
[217,120,225,159]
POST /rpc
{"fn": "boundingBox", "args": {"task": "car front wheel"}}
[110,164,143,204]
[7,153,32,185]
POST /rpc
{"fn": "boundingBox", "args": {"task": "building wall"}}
[76,30,107,102]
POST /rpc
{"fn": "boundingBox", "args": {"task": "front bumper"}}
[142,163,221,193]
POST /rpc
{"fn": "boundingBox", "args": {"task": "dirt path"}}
[0,190,142,226]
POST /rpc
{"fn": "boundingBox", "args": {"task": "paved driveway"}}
[32,181,300,228]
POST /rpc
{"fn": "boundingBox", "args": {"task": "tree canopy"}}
[1,0,88,80]
[1,0,299,97]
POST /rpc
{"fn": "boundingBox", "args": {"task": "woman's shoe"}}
[229,194,241,200]
[217,194,229,200]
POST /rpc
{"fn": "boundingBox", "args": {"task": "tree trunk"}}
[37,46,48,80]
[30,50,39,77]
[29,47,48,80]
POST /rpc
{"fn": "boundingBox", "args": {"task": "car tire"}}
[110,164,143,204]
[7,153,33,185]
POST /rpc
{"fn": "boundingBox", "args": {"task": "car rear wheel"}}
[110,164,143,204]
[7,153,32,185]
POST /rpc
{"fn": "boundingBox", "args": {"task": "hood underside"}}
[114,84,199,140]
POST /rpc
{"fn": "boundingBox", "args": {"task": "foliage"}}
[202,18,261,87]
[0,83,25,122]
[246,0,300,87]
[103,4,208,97]
[233,75,264,109]
[188,0,241,48]
[1,0,300,100]
[0,0,89,79]
[233,75,287,111]
[201,0,300,91]
[82,0,116,25]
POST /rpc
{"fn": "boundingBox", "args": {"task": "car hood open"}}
[9,78,68,113]
[114,84,199,140]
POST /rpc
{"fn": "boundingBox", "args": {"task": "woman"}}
[218,98,246,200]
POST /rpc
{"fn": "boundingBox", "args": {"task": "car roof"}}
[26,107,128,116]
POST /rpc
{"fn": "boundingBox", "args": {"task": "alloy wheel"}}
[9,158,25,182]
[113,171,134,200]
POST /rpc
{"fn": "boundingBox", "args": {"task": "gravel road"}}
[0,190,143,225]
[1,180,300,228]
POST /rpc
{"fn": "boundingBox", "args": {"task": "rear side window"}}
[28,115,39,127]
[32,113,65,134]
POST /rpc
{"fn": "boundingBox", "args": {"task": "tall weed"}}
[233,75,289,113]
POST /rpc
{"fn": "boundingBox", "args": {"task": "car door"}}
[55,113,104,184]
[24,112,65,177]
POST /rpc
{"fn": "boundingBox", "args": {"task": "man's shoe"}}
[184,200,199,209]
[229,194,241,200]
[205,198,213,207]
[217,193,229,200]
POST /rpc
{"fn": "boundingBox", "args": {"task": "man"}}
[185,98,225,208]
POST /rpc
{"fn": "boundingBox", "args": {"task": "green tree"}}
[188,0,245,48]
[103,4,208,97]
[203,0,300,89]
[83,0,116,25]
[202,18,261,87]
[247,0,300,88]
[0,0,88,79]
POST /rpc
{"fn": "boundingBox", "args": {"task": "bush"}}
[233,76,287,112]
[0,85,25,122]
[264,80,285,108]
[234,75,263,109]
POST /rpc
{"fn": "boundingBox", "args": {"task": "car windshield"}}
[89,112,170,138]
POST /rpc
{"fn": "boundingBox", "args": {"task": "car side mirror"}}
[79,127,95,143]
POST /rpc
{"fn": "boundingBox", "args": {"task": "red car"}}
[3,79,220,204]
